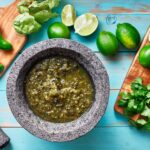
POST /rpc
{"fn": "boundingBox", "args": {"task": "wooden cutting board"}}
[0,0,27,77]
[114,27,150,121]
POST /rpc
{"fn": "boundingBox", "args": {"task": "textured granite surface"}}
[0,128,10,148]
[7,39,110,142]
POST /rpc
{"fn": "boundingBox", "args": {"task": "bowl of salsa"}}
[7,39,109,142]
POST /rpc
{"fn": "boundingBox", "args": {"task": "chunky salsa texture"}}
[25,57,94,123]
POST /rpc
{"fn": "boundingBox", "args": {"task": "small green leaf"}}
[143,122,150,131]
[147,84,150,90]
[136,119,147,126]
[123,108,134,117]
[146,99,150,105]
[127,99,135,109]
[131,78,145,92]
[146,92,150,98]
[129,119,147,128]
[141,106,150,119]
[126,99,138,114]
[129,119,138,127]
[120,92,131,100]
[118,99,128,107]
[134,77,143,85]
[137,101,145,113]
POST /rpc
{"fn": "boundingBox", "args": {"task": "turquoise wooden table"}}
[1,0,150,149]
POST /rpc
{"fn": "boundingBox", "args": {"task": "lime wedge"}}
[61,4,76,27]
[74,13,98,36]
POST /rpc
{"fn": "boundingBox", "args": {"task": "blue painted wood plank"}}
[1,0,150,14]
[2,127,150,150]
[0,90,129,127]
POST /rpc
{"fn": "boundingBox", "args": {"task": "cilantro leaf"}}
[136,119,147,126]
[141,106,150,119]
[137,101,145,113]
[134,77,143,85]
[118,99,128,107]
[146,92,150,98]
[117,77,150,131]
[120,92,131,100]
[143,122,150,131]
[147,84,150,90]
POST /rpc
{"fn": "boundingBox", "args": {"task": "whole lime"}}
[96,31,119,56]
[139,45,150,68]
[116,23,140,49]
[47,22,70,39]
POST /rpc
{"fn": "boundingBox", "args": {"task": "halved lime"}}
[74,13,98,36]
[61,4,76,27]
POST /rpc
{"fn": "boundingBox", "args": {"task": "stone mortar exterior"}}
[7,39,110,142]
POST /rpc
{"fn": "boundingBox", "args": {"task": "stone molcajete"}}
[0,129,10,148]
[7,39,109,142]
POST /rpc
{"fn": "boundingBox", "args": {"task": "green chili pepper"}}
[0,34,12,51]
[0,64,4,72]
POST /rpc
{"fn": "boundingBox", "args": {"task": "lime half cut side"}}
[61,4,76,27]
[74,13,99,36]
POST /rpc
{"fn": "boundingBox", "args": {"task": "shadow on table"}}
[3,142,13,150]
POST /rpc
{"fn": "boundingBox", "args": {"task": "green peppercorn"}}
[0,64,4,72]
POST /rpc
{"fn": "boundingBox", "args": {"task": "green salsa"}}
[25,57,94,123]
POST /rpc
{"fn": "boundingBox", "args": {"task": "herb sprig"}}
[118,77,150,131]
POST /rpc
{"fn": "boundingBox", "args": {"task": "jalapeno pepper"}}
[0,63,4,72]
[0,34,12,51]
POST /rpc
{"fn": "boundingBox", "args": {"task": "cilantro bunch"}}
[118,77,150,130]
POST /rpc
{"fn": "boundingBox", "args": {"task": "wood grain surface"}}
[114,27,150,120]
[0,0,26,77]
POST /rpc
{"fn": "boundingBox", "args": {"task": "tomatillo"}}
[139,45,150,68]
[47,22,70,39]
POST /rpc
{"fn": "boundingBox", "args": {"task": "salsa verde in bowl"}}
[25,56,94,123]
[7,39,109,142]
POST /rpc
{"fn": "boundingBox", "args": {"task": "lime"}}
[96,31,119,56]
[74,13,98,36]
[61,4,76,27]
[47,22,70,39]
[139,45,150,68]
[116,23,140,49]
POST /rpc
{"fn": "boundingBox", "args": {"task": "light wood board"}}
[0,0,26,77]
[114,27,150,120]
